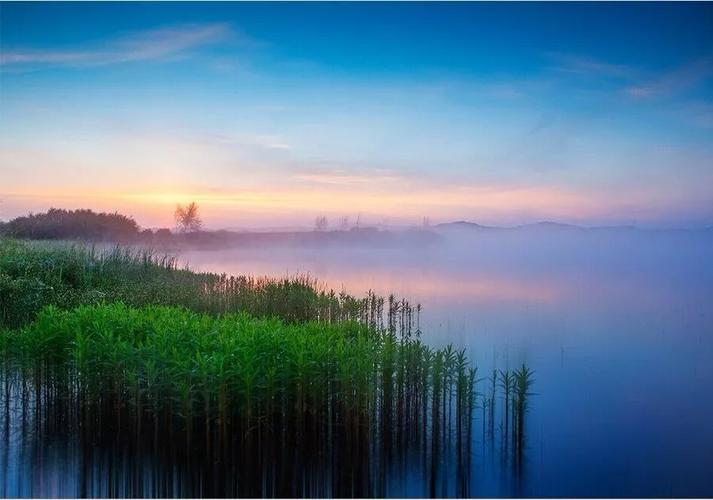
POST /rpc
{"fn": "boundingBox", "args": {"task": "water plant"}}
[512,364,535,460]
[0,238,535,497]
[0,239,412,329]
[1,303,489,497]
[499,369,514,449]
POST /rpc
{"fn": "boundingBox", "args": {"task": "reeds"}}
[512,364,535,459]
[0,238,536,497]
[0,239,407,329]
[1,303,492,497]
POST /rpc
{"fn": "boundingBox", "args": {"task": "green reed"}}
[512,364,535,459]
[0,237,535,497]
[1,303,488,496]
[0,239,401,329]
[499,369,514,448]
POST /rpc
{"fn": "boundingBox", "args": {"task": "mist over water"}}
[174,227,713,497]
[1,226,712,497]
[3,1,712,496]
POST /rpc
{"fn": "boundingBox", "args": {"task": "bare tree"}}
[315,216,328,232]
[339,216,350,230]
[175,202,203,233]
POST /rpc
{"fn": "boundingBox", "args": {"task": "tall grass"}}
[0,239,403,329]
[512,364,535,461]
[2,303,482,497]
[0,238,535,497]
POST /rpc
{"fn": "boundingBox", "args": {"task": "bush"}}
[3,208,139,241]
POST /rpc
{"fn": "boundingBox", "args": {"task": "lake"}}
[176,228,713,497]
[2,227,712,497]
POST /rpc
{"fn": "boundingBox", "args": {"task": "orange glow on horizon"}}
[0,182,669,228]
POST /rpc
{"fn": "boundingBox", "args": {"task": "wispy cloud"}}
[0,23,233,67]
[546,52,713,128]
[625,56,713,99]
[547,53,638,80]
[211,133,292,151]
[294,166,402,186]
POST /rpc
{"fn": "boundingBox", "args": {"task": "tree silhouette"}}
[314,216,328,231]
[174,202,203,233]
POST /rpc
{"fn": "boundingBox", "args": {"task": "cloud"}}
[294,166,402,186]
[625,56,713,100]
[211,133,292,151]
[547,52,713,105]
[0,23,233,67]
[296,172,398,186]
[547,53,638,80]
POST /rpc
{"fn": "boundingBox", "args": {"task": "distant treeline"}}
[0,208,441,248]
[0,208,152,241]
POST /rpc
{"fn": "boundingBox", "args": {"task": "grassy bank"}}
[0,238,401,329]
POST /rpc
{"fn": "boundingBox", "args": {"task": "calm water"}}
[176,229,713,497]
[2,228,712,497]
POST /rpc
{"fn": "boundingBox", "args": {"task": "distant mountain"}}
[435,220,499,231]
[517,221,581,230]
[436,220,641,232]
[436,220,580,232]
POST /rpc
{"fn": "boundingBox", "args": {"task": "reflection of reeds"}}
[0,302,530,497]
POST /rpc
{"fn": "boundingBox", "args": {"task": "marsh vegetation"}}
[0,239,533,497]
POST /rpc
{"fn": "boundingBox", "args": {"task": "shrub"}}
[3,208,139,241]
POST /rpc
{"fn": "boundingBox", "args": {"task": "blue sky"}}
[1,2,712,228]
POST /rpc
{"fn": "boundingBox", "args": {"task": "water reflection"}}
[173,230,713,497]
[175,248,563,305]
[0,362,532,497]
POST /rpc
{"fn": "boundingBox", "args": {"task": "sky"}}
[1,2,712,229]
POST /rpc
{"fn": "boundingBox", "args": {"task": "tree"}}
[314,216,328,232]
[339,216,350,230]
[2,208,139,241]
[174,202,203,233]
